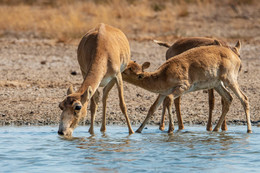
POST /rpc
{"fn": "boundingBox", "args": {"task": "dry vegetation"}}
[0,0,176,41]
[0,0,258,42]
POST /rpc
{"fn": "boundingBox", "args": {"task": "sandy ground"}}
[0,37,259,129]
[0,2,260,129]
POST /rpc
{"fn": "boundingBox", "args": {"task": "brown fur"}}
[153,37,239,131]
[58,23,134,137]
[155,37,239,57]
[122,44,252,134]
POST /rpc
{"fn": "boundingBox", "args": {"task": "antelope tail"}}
[153,40,171,48]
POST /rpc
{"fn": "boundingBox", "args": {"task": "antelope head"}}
[58,86,92,137]
[122,60,150,82]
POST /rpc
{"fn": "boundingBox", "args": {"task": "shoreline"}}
[0,38,259,130]
[1,120,260,127]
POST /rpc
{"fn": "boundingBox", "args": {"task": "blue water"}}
[0,125,259,173]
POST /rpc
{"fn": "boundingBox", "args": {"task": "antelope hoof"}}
[247,130,252,133]
[206,127,213,131]
[129,130,135,135]
[213,128,219,132]
[179,126,184,130]
[168,129,174,134]
[135,129,142,133]
[100,126,106,132]
[221,125,228,131]
[88,128,94,135]
[159,125,165,131]
[221,127,228,131]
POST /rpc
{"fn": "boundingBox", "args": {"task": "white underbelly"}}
[120,63,127,72]
[99,76,114,87]
[187,80,219,93]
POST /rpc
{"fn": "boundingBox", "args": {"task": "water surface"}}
[0,125,259,172]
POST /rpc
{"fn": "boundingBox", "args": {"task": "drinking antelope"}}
[122,41,251,133]
[58,23,134,136]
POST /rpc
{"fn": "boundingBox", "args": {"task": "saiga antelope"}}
[154,37,240,131]
[58,23,134,137]
[122,41,252,133]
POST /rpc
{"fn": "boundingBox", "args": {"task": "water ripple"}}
[0,125,259,172]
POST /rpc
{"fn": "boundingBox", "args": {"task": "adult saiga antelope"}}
[122,41,252,133]
[58,23,134,137]
[153,37,238,131]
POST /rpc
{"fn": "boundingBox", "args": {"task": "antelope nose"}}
[58,131,64,135]
[75,105,82,110]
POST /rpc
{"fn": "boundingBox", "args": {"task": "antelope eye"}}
[75,105,82,110]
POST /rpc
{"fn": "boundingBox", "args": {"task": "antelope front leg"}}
[116,73,134,134]
[101,79,116,133]
[160,96,171,131]
[136,94,166,133]
[88,90,100,134]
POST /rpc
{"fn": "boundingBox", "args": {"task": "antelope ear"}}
[214,40,222,46]
[81,86,93,103]
[67,85,74,95]
[235,40,241,52]
[142,62,150,71]
[59,102,64,110]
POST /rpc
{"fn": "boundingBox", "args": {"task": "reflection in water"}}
[60,126,257,172]
[75,133,138,157]
[0,126,259,173]
[165,130,248,151]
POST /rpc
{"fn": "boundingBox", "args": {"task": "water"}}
[0,125,259,173]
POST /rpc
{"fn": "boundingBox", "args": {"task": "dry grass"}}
[0,0,258,42]
[0,0,176,41]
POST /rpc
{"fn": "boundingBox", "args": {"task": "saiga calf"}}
[122,42,252,133]
[154,37,240,131]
